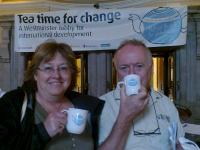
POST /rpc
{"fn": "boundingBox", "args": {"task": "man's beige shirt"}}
[99,87,184,150]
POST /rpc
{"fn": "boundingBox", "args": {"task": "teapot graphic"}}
[72,114,85,126]
[129,7,187,44]
[128,79,137,86]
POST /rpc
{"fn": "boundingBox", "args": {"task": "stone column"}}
[0,15,13,92]
[0,15,25,92]
[194,13,200,124]
[87,52,112,97]
[176,10,200,124]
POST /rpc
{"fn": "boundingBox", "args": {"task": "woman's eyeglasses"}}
[133,93,161,137]
[37,66,70,75]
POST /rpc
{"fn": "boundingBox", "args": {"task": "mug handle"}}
[117,81,125,89]
[61,110,69,113]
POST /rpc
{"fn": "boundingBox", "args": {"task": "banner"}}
[14,6,187,52]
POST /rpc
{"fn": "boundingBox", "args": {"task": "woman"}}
[0,42,104,150]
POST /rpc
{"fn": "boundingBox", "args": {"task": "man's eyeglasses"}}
[133,93,161,137]
[133,127,161,137]
[37,66,70,75]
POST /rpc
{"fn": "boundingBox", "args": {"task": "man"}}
[98,39,198,150]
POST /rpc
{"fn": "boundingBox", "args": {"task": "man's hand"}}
[118,85,149,123]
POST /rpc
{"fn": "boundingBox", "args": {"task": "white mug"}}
[117,74,141,96]
[62,108,88,134]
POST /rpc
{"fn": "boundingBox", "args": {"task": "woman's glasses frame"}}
[37,66,70,75]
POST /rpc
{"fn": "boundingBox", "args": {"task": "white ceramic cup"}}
[117,74,141,96]
[61,108,88,134]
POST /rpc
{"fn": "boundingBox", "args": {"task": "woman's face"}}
[34,52,72,98]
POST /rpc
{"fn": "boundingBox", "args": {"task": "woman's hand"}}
[43,111,67,137]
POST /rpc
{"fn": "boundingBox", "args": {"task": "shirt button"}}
[73,144,76,147]
[72,138,75,141]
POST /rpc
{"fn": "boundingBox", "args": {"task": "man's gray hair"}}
[114,39,153,66]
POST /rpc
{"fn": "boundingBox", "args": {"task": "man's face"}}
[115,45,153,89]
